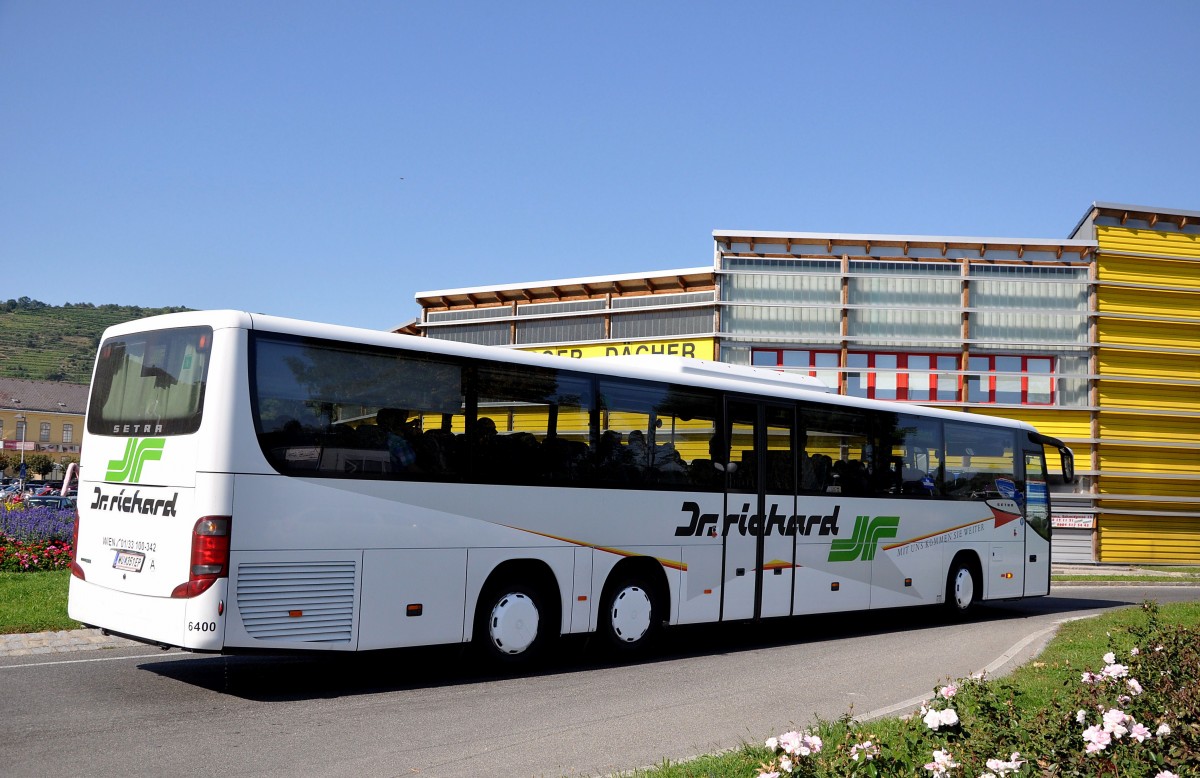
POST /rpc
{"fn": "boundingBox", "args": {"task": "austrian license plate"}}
[113,550,145,573]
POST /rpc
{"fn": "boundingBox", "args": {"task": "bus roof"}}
[588,355,831,393]
[100,309,1039,435]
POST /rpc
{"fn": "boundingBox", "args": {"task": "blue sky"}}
[2,2,1197,331]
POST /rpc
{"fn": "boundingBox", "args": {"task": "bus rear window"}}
[87,326,211,436]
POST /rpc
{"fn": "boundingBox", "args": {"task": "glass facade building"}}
[411,203,1200,564]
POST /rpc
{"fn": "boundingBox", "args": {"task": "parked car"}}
[24,495,77,510]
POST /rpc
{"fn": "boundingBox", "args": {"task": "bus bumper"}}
[68,576,227,651]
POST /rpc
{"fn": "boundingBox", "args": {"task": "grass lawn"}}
[0,569,82,634]
[1001,601,1200,708]
[1054,574,1200,583]
[1053,564,1200,584]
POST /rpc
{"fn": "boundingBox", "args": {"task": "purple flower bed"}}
[1,503,76,571]
[0,503,75,543]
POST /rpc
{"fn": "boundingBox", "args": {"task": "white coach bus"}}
[69,311,1075,659]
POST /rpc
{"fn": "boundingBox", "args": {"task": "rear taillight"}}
[69,509,85,580]
[170,516,232,599]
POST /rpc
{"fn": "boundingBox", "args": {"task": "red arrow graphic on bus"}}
[987,498,1023,529]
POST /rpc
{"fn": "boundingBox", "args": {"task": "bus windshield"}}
[87,325,212,437]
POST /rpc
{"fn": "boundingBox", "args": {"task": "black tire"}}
[598,572,661,654]
[945,555,979,617]
[473,580,555,665]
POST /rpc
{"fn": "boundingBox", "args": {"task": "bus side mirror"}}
[1060,446,1076,484]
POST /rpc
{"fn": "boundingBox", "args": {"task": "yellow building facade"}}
[0,377,88,481]
[1074,204,1200,562]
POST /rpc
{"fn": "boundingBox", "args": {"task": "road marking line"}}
[0,652,167,669]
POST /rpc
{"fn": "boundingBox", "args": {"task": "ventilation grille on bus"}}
[235,561,356,644]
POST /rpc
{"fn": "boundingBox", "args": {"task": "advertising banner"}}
[1051,513,1096,529]
[523,338,715,361]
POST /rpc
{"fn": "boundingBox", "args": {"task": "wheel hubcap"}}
[488,592,539,655]
[954,569,974,609]
[610,586,652,643]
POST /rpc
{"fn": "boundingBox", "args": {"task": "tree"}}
[0,452,12,476]
[26,453,54,479]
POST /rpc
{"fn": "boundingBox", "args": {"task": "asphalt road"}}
[3,585,1198,778]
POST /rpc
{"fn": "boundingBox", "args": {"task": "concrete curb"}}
[0,627,137,658]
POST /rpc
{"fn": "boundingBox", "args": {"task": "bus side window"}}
[944,422,1016,501]
[883,413,944,497]
[597,378,720,491]
[472,365,593,486]
[800,404,874,496]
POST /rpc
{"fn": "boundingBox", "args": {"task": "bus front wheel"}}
[474,581,553,665]
[945,556,979,616]
[599,573,660,654]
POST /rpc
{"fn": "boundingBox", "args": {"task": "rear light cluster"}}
[170,516,232,599]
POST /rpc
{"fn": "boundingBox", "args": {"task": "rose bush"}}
[756,601,1195,777]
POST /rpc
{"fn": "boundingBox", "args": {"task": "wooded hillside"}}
[0,298,191,385]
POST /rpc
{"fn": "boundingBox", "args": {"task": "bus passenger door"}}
[1022,448,1051,596]
[719,400,797,621]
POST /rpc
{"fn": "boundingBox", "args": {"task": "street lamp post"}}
[15,413,25,492]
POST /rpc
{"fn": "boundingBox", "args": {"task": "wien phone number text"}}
[101,536,157,553]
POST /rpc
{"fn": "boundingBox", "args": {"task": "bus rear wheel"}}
[474,581,553,665]
[599,573,660,654]
[945,556,979,616]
